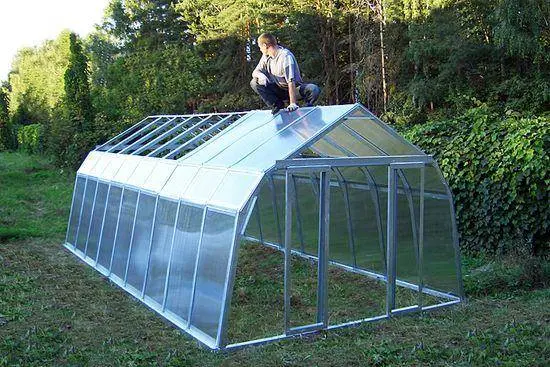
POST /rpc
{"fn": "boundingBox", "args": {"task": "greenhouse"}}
[64,103,464,350]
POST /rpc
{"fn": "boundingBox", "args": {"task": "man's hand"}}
[256,73,268,86]
[286,103,299,112]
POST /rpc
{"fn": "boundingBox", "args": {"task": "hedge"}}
[402,106,549,256]
[17,124,44,154]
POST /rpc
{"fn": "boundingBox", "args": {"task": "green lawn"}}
[1,152,549,366]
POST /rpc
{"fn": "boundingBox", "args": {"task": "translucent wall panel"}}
[126,194,157,292]
[395,172,420,286]
[144,199,178,305]
[97,186,123,270]
[75,179,98,252]
[190,209,237,340]
[343,116,422,155]
[165,204,204,321]
[111,189,139,279]
[324,125,383,156]
[422,166,459,295]
[85,182,109,260]
[329,174,355,266]
[66,176,86,245]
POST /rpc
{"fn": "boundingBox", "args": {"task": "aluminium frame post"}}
[317,170,330,327]
[386,166,397,315]
[418,166,425,309]
[284,171,294,333]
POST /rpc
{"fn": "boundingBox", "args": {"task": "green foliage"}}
[16,124,44,154]
[7,32,71,124]
[64,33,94,129]
[463,255,550,297]
[403,105,550,255]
[0,87,17,151]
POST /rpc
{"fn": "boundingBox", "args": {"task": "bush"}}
[402,105,550,256]
[17,124,44,154]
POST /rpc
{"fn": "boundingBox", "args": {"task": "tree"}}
[65,33,94,130]
[0,84,16,150]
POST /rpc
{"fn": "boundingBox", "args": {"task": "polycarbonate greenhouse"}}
[64,103,464,350]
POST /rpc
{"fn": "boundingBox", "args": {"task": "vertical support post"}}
[317,170,330,327]
[292,175,306,252]
[65,178,79,245]
[386,166,397,315]
[418,166,425,309]
[284,171,293,333]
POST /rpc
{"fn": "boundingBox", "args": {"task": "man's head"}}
[257,33,278,56]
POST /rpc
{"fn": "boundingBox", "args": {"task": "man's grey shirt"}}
[253,46,303,88]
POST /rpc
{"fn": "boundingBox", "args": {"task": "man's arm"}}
[288,81,297,104]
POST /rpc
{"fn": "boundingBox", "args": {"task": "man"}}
[250,33,321,115]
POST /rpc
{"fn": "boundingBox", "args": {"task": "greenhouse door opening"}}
[284,169,330,335]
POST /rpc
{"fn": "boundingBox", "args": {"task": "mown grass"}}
[1,151,549,366]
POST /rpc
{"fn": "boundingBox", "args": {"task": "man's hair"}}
[258,33,278,47]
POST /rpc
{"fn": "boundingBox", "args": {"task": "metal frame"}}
[64,104,464,351]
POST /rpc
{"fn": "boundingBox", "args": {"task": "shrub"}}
[17,124,44,154]
[402,105,550,256]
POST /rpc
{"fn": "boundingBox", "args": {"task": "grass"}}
[1,151,549,366]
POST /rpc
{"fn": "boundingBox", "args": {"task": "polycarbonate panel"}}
[67,176,86,245]
[141,161,177,192]
[75,179,97,252]
[111,189,139,278]
[208,171,262,210]
[97,186,123,269]
[256,182,279,245]
[160,164,200,200]
[344,119,422,155]
[126,160,157,188]
[112,156,141,184]
[165,204,204,320]
[101,154,125,180]
[182,168,226,205]
[312,137,347,157]
[88,155,111,177]
[190,210,236,340]
[85,182,109,259]
[423,181,459,295]
[203,113,298,167]
[181,111,267,165]
[325,125,384,156]
[293,174,319,254]
[232,128,306,171]
[395,175,420,285]
[329,176,354,265]
[77,151,101,175]
[144,199,178,305]
[290,105,355,140]
[126,194,157,292]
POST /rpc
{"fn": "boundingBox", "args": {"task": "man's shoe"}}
[271,105,282,115]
